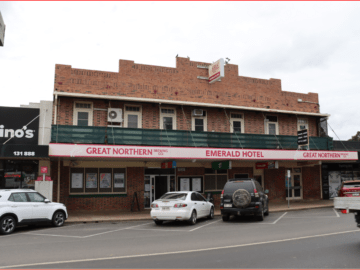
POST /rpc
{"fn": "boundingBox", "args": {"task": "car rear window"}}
[160,193,188,200]
[224,181,254,194]
[343,182,360,188]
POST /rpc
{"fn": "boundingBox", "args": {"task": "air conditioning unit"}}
[107,108,123,123]
[192,109,203,116]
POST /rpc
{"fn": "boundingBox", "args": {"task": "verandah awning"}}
[49,143,357,161]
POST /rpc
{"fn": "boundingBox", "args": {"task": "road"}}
[0,208,359,269]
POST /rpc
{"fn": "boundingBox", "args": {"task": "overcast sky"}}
[0,2,359,140]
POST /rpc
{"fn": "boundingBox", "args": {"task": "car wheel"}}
[0,216,16,235]
[208,207,215,219]
[188,210,197,225]
[264,205,269,216]
[257,207,264,221]
[52,211,65,227]
[154,220,163,225]
[222,215,230,222]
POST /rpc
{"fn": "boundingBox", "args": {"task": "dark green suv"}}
[220,179,269,221]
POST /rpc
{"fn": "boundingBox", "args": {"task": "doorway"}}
[144,175,176,208]
[155,176,168,200]
[285,169,303,199]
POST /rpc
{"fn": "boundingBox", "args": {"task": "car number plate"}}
[224,204,232,208]
[162,207,170,211]
[353,193,359,196]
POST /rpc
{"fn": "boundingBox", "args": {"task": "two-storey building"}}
[49,57,357,211]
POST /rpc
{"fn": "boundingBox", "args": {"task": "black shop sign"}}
[297,129,309,146]
[0,106,39,145]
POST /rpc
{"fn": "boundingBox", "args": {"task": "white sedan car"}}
[150,191,214,225]
[0,189,68,235]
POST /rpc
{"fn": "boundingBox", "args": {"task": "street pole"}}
[287,170,291,208]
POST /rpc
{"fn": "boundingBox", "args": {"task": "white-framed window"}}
[124,105,142,128]
[191,110,207,132]
[265,115,279,135]
[298,118,308,131]
[160,107,176,130]
[73,101,93,126]
[230,113,244,133]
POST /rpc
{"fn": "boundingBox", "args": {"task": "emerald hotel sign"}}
[49,143,358,161]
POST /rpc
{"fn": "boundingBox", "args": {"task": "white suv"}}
[0,189,68,235]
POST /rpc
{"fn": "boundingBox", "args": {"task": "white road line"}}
[189,220,221,232]
[82,222,153,238]
[272,212,287,224]
[333,208,340,217]
[130,228,188,232]
[22,233,84,239]
[285,216,339,219]
[23,222,153,239]
[1,229,358,269]
[0,224,82,239]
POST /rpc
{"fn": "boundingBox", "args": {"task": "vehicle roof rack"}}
[229,178,254,181]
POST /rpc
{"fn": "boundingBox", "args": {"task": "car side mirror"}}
[264,189,269,194]
[44,199,50,203]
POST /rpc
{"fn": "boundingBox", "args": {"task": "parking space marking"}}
[82,222,153,238]
[20,222,153,239]
[130,228,188,232]
[0,224,83,238]
[189,219,221,232]
[333,208,340,217]
[1,229,359,269]
[271,212,287,224]
[23,233,84,238]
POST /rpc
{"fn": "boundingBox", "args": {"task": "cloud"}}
[1,2,360,140]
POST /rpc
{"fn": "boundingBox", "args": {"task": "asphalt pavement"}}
[0,208,359,269]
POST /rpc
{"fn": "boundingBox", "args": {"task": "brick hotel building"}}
[48,57,357,211]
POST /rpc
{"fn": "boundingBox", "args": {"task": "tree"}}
[349,131,360,141]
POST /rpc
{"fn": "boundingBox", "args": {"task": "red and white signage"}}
[40,166,48,174]
[256,162,268,169]
[49,143,358,161]
[209,58,225,84]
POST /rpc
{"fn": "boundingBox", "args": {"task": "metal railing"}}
[51,125,333,150]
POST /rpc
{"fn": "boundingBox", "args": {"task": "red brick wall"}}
[302,165,321,199]
[51,162,145,211]
[54,97,318,136]
[54,57,319,114]
[264,167,287,201]
[264,166,321,201]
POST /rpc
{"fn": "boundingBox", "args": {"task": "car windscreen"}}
[224,181,254,194]
[159,193,188,200]
[343,182,360,188]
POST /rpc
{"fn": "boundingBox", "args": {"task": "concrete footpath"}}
[66,199,334,223]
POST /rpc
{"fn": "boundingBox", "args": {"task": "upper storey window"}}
[73,102,93,126]
[124,105,142,128]
[298,118,308,131]
[230,113,244,133]
[160,108,176,130]
[191,109,207,132]
[265,115,278,135]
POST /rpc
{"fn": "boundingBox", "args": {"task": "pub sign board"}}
[0,106,39,145]
[297,129,309,146]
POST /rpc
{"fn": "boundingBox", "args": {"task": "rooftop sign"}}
[208,58,224,84]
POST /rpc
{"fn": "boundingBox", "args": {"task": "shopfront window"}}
[1,160,38,190]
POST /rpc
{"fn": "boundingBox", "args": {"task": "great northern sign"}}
[49,143,358,161]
